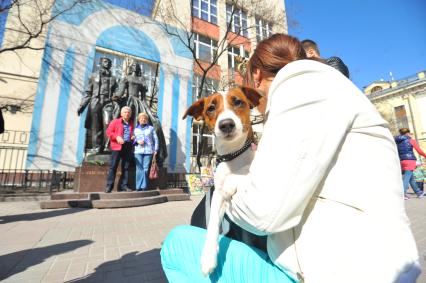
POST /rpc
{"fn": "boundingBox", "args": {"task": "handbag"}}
[149,156,159,180]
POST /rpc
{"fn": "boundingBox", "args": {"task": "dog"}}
[183,87,265,276]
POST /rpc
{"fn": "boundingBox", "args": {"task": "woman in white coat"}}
[161,34,420,283]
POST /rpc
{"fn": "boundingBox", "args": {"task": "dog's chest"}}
[214,150,254,187]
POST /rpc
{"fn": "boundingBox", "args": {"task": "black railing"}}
[166,173,189,189]
[0,130,29,170]
[0,130,74,193]
[0,170,74,193]
[0,130,191,193]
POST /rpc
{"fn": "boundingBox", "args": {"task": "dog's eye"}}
[233,98,244,107]
[207,105,216,113]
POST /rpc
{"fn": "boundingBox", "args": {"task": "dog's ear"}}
[182,98,205,121]
[240,87,267,114]
[240,86,263,107]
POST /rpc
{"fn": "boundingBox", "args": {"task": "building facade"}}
[0,0,287,173]
[365,71,426,146]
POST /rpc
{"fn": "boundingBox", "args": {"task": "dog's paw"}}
[200,243,218,276]
[220,175,239,200]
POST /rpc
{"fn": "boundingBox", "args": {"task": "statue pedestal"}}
[73,154,168,192]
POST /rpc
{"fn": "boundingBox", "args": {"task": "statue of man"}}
[77,57,120,154]
[116,61,168,166]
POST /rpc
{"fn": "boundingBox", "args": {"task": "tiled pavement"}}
[0,195,424,282]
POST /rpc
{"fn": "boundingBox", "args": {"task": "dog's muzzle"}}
[218,119,236,135]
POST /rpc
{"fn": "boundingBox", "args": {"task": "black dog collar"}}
[216,139,253,165]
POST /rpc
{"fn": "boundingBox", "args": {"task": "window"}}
[191,75,219,156]
[192,0,217,24]
[226,4,248,37]
[194,33,218,63]
[370,86,383,93]
[93,48,159,110]
[228,45,249,70]
[191,124,215,156]
[255,17,273,42]
[192,75,219,100]
[394,105,409,130]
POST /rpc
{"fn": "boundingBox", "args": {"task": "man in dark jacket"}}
[77,57,119,154]
[301,39,350,78]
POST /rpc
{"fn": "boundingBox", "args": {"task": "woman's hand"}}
[137,140,144,145]
[116,136,124,145]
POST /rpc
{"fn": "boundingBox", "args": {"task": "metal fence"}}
[0,130,28,170]
[0,130,73,193]
[0,170,74,193]
[0,130,192,193]
[166,173,189,189]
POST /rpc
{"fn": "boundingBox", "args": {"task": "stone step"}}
[92,195,168,208]
[40,189,191,209]
[51,193,89,200]
[40,199,93,209]
[165,194,191,201]
[88,190,159,200]
[158,188,186,195]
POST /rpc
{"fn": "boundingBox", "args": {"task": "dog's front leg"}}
[200,190,227,276]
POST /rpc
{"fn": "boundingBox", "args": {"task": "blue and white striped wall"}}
[26,0,194,173]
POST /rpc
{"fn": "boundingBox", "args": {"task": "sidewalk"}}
[0,195,424,282]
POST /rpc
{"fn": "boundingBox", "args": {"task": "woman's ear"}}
[253,68,262,82]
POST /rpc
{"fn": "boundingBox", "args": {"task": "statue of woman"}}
[116,61,168,167]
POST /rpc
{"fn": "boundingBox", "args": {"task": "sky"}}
[284,0,426,90]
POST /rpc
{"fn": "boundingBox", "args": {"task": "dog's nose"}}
[218,119,235,134]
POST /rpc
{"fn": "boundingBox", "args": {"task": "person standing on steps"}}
[104,106,134,193]
[134,112,158,191]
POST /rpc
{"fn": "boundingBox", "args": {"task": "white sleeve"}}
[134,127,142,141]
[226,73,355,235]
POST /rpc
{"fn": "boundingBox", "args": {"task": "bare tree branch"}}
[156,0,285,99]
[0,0,92,54]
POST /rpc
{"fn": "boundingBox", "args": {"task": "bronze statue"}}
[116,61,168,166]
[77,57,120,154]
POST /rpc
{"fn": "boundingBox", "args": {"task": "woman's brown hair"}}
[399,128,410,135]
[244,34,306,87]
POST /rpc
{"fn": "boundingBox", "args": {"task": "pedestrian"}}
[413,160,426,194]
[161,34,420,283]
[301,39,350,78]
[104,106,134,193]
[134,112,158,191]
[395,128,426,199]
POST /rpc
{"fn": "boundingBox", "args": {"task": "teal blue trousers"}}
[161,225,297,283]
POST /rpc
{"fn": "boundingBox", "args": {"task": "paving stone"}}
[3,195,423,282]
[41,272,67,283]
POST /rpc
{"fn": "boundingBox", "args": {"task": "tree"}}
[155,0,286,98]
[0,0,91,54]
[0,0,94,118]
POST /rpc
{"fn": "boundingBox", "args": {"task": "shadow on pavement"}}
[0,240,93,280]
[0,208,87,224]
[67,249,167,282]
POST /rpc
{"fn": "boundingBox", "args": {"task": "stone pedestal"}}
[74,155,168,192]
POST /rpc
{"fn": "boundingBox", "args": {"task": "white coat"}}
[226,60,419,282]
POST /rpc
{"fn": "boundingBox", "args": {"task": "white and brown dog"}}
[183,87,264,276]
